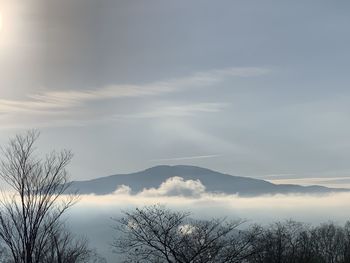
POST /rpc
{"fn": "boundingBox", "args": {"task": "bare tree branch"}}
[0,130,91,263]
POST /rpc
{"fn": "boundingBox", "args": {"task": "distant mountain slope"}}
[69,165,349,196]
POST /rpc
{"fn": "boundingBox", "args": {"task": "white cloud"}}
[113,185,132,195]
[178,224,196,235]
[138,176,206,198]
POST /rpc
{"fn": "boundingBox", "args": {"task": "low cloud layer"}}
[70,188,350,263]
[75,177,350,225]
[76,191,350,225]
[69,176,350,262]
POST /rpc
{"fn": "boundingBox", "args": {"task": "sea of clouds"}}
[63,176,350,262]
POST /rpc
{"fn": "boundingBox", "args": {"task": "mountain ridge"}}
[69,165,349,196]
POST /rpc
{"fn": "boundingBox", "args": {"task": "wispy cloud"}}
[0,67,269,114]
[0,67,270,129]
[0,84,172,114]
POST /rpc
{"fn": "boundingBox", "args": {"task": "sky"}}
[0,0,350,183]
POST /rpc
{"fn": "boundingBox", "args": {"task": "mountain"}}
[69,165,349,196]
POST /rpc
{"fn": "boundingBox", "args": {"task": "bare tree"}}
[311,222,346,263]
[40,223,91,263]
[247,220,311,263]
[113,204,350,263]
[112,205,251,263]
[0,130,87,263]
[245,220,350,263]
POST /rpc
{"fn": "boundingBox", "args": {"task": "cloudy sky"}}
[0,0,350,182]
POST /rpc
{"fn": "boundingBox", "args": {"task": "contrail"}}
[149,154,221,162]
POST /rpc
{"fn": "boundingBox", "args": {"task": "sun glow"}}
[0,2,26,52]
[0,12,3,32]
